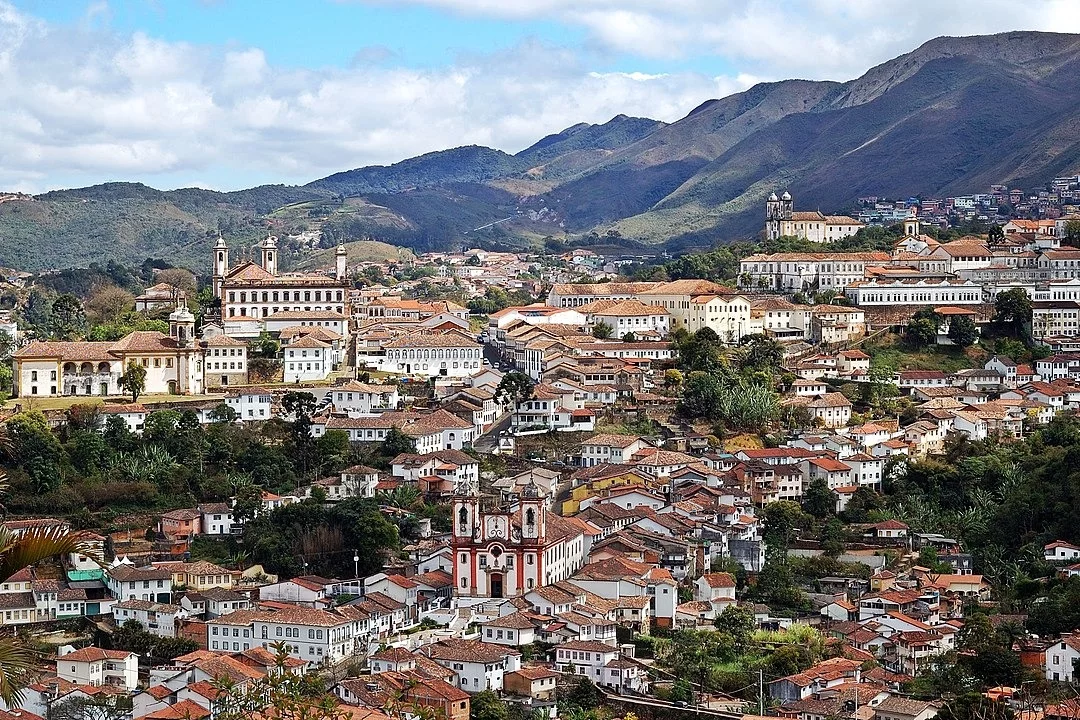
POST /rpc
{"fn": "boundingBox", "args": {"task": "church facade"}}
[452,487,588,599]
[213,235,350,321]
[13,306,204,398]
[765,191,864,243]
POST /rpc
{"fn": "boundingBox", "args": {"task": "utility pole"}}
[759,669,764,716]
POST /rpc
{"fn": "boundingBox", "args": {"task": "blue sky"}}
[1,0,1078,192]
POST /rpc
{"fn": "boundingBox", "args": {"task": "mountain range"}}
[3,30,1080,272]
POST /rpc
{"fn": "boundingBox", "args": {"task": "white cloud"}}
[356,0,1080,78]
[0,3,750,192]
[5,1,1080,192]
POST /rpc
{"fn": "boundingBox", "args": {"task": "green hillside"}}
[7,31,1080,269]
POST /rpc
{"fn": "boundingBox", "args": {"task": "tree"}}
[1065,218,1080,247]
[209,403,239,424]
[494,372,535,407]
[48,294,87,340]
[592,321,613,339]
[6,411,64,492]
[0,525,98,705]
[762,500,808,553]
[380,427,417,459]
[85,285,135,325]
[50,694,133,720]
[738,334,784,374]
[802,478,836,519]
[663,369,683,392]
[987,224,1005,242]
[670,678,694,703]
[947,316,979,348]
[714,605,755,651]
[282,391,317,477]
[906,317,939,348]
[232,482,263,526]
[470,690,508,720]
[936,694,1013,720]
[993,288,1032,339]
[118,360,147,402]
[154,268,198,303]
[211,643,346,720]
[621,332,636,342]
[560,678,604,711]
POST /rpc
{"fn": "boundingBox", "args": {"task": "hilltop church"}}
[765,191,864,243]
[213,234,351,324]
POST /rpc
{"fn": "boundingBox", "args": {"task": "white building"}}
[375,332,484,379]
[202,334,248,389]
[578,434,653,467]
[208,606,359,666]
[284,335,333,382]
[111,600,186,638]
[422,639,522,693]
[105,564,173,603]
[198,503,236,536]
[585,300,670,339]
[13,310,204,398]
[1047,635,1080,682]
[554,641,647,693]
[326,381,400,414]
[765,192,865,243]
[57,647,139,691]
[214,235,349,319]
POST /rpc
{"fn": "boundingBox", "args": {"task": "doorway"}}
[489,573,503,599]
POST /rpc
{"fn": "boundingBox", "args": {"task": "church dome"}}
[781,191,792,201]
[768,193,778,202]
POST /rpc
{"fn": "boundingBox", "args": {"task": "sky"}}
[2,0,1080,193]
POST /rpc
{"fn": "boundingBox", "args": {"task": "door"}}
[99,382,108,396]
[489,573,503,599]
[221,375,229,386]
[167,380,177,394]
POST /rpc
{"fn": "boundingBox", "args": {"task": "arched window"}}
[525,508,535,527]
[458,507,468,532]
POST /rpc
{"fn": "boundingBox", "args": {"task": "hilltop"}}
[4,31,1080,271]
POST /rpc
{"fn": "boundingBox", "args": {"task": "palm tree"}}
[0,525,98,706]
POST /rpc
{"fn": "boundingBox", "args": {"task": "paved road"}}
[473,411,512,453]
[601,691,745,720]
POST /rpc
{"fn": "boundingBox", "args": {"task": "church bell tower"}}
[260,235,278,276]
[212,236,229,299]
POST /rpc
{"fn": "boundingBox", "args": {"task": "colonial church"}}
[452,485,589,599]
[13,306,205,398]
[212,235,351,321]
[765,191,864,243]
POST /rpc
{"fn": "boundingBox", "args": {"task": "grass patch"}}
[864,334,986,373]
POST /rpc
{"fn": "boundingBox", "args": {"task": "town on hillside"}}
[1,183,1080,720]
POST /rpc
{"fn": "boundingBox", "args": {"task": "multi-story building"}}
[373,332,484,379]
[57,647,139,690]
[765,192,865,243]
[452,488,589,599]
[105,564,173,604]
[201,334,248,389]
[422,639,522,693]
[111,600,187,637]
[845,279,985,306]
[284,335,334,382]
[739,252,891,292]
[214,235,349,320]
[208,606,359,666]
[12,309,203,397]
